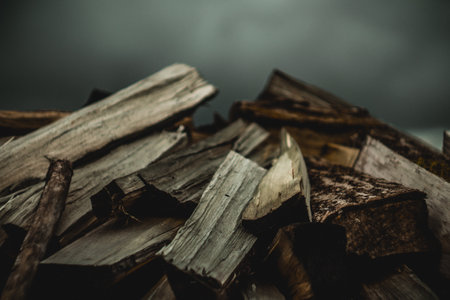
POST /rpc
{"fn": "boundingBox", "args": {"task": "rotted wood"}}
[0,63,216,195]
[0,110,70,137]
[309,159,436,259]
[265,223,350,300]
[159,151,266,297]
[1,160,73,300]
[354,136,450,278]
[444,130,450,156]
[0,129,186,248]
[40,217,183,289]
[91,120,269,219]
[361,265,438,300]
[242,128,310,232]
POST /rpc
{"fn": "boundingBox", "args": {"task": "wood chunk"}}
[159,151,266,295]
[361,265,438,300]
[1,160,72,300]
[143,275,176,300]
[309,160,436,259]
[0,63,216,195]
[0,110,70,137]
[91,120,269,219]
[354,136,450,278]
[320,143,360,167]
[0,129,186,247]
[40,217,183,288]
[444,130,450,156]
[242,128,310,231]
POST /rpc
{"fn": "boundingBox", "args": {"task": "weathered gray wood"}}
[1,160,72,300]
[41,217,183,284]
[0,129,186,247]
[361,265,438,300]
[240,279,286,300]
[354,136,450,277]
[0,63,216,195]
[159,151,266,291]
[320,143,360,167]
[91,120,269,218]
[309,160,435,259]
[444,130,450,156]
[242,128,310,231]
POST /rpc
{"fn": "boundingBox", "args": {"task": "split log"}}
[242,128,311,232]
[444,130,450,156]
[361,265,438,300]
[91,120,268,219]
[320,143,360,167]
[159,151,266,297]
[354,136,450,278]
[309,160,436,259]
[0,110,70,137]
[40,217,183,290]
[0,129,186,248]
[0,63,216,195]
[1,160,72,300]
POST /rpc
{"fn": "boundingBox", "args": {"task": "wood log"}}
[361,265,438,300]
[1,160,72,300]
[309,159,436,259]
[0,110,70,137]
[320,143,360,167]
[91,120,268,219]
[444,130,450,157]
[0,63,216,195]
[0,129,186,248]
[159,151,266,297]
[40,217,183,289]
[242,128,310,232]
[354,136,450,278]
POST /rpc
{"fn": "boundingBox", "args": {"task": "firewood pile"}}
[0,63,449,299]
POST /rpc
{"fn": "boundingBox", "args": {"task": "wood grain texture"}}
[361,266,438,300]
[0,63,216,195]
[91,120,269,218]
[0,129,186,247]
[1,160,72,300]
[159,151,266,290]
[444,130,450,156]
[309,161,435,259]
[320,143,360,167]
[354,136,450,277]
[243,128,311,231]
[0,110,70,137]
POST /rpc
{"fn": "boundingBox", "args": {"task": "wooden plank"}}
[0,110,70,137]
[159,151,266,293]
[91,120,269,219]
[444,130,450,156]
[354,136,450,277]
[1,160,72,300]
[361,265,438,300]
[320,143,360,167]
[0,63,216,195]
[41,217,183,285]
[0,129,186,247]
[309,159,436,259]
[242,128,310,232]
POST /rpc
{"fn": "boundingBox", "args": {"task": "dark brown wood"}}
[355,136,450,278]
[239,279,286,300]
[309,159,436,259]
[444,130,450,157]
[143,275,176,300]
[0,110,70,137]
[159,151,266,296]
[91,120,269,219]
[1,160,72,300]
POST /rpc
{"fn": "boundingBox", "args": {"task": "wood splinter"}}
[1,159,72,300]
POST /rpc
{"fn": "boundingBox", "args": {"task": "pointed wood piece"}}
[0,129,186,248]
[354,136,450,278]
[444,130,450,156]
[1,160,72,300]
[320,143,360,167]
[310,159,436,259]
[361,265,438,300]
[0,63,216,195]
[242,128,311,231]
[91,120,269,219]
[159,151,266,294]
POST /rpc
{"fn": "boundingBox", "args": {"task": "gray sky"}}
[1,0,449,146]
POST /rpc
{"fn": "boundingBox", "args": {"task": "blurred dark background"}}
[1,0,449,148]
